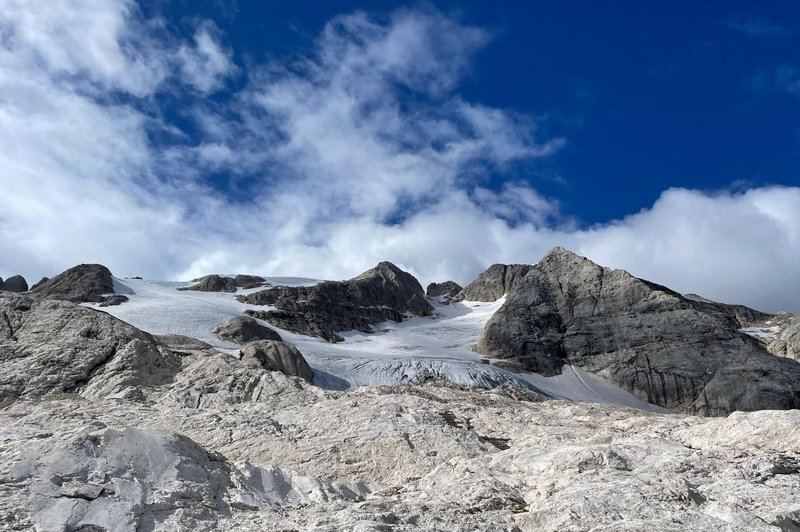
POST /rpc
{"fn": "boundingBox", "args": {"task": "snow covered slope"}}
[95,277,665,413]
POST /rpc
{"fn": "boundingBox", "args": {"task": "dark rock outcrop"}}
[30,264,114,303]
[99,294,129,307]
[1,275,27,292]
[212,316,283,345]
[238,262,433,342]
[426,281,463,299]
[29,276,49,290]
[455,264,534,302]
[180,274,267,292]
[240,340,314,382]
[476,246,800,416]
[0,292,181,399]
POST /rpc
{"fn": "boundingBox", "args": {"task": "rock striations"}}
[238,261,433,342]
[476,246,800,415]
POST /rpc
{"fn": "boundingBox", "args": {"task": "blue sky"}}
[1,0,799,311]
[144,0,800,223]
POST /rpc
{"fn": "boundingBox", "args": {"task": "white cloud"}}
[178,23,237,93]
[0,3,798,313]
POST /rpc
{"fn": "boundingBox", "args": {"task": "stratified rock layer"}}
[238,262,433,342]
[476,247,800,415]
[30,263,115,303]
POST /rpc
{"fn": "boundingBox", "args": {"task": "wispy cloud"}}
[0,2,799,312]
[726,15,784,38]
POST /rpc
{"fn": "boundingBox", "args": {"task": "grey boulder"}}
[476,246,800,416]
[238,261,433,342]
[212,316,283,345]
[769,316,800,361]
[240,340,314,382]
[30,263,115,303]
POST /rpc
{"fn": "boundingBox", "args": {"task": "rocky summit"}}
[1,252,800,531]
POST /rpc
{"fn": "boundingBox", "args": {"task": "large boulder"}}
[238,262,433,342]
[240,340,314,382]
[0,292,181,399]
[1,275,27,292]
[30,263,115,303]
[476,246,800,416]
[454,264,534,302]
[212,316,283,345]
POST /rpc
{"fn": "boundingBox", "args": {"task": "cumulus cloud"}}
[0,2,798,313]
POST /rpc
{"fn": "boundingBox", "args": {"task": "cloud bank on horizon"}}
[1,0,798,312]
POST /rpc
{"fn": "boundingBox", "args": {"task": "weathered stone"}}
[1,275,27,292]
[30,263,115,303]
[180,274,268,292]
[99,294,129,307]
[476,246,800,415]
[426,281,463,299]
[769,316,800,361]
[212,316,283,345]
[455,263,534,302]
[238,262,433,342]
[240,340,314,382]
[0,292,181,399]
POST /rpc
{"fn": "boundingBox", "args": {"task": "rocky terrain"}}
[2,249,800,531]
[238,261,433,341]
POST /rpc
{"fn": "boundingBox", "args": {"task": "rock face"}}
[180,274,267,292]
[455,263,534,302]
[1,275,27,292]
[476,246,800,415]
[426,281,463,299]
[212,316,283,345]
[769,317,800,361]
[0,292,181,399]
[238,262,433,342]
[30,263,115,303]
[684,292,772,326]
[240,340,314,382]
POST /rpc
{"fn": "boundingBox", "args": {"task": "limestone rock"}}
[0,292,181,399]
[1,275,27,292]
[212,316,283,345]
[476,246,800,415]
[426,281,463,300]
[769,316,800,361]
[455,263,534,302]
[238,262,433,342]
[30,263,114,303]
[180,274,268,292]
[239,340,314,382]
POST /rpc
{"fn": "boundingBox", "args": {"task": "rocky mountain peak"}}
[30,263,114,303]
